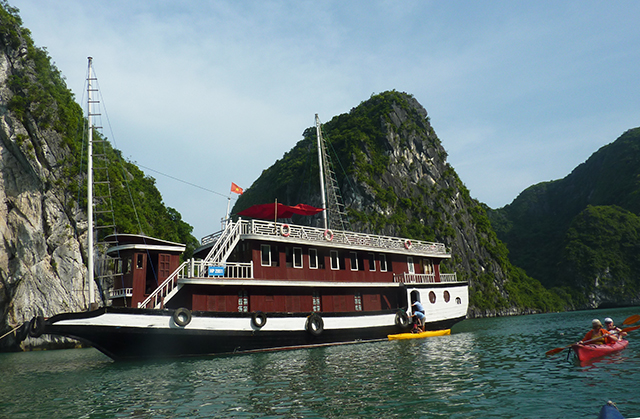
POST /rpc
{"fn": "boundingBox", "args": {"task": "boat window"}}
[136,254,144,269]
[368,253,376,271]
[330,250,340,270]
[125,258,131,274]
[313,291,321,311]
[309,249,318,269]
[407,256,415,274]
[354,292,362,311]
[261,245,271,266]
[238,290,249,312]
[378,254,387,272]
[293,247,303,268]
[350,252,358,271]
[429,291,436,304]
[444,290,450,303]
[424,259,434,274]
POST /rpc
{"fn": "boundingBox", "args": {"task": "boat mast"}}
[87,57,95,306]
[315,114,328,230]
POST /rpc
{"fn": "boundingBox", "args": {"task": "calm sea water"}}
[2,306,639,419]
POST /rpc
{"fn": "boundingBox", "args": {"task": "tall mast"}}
[315,114,328,230]
[87,57,95,306]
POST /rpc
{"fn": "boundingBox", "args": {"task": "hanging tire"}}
[306,313,324,336]
[395,310,410,329]
[28,316,45,338]
[172,308,192,327]
[251,311,267,328]
[16,321,30,341]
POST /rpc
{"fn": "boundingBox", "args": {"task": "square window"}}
[330,250,340,270]
[309,249,318,269]
[261,245,271,266]
[378,254,387,272]
[293,247,303,268]
[350,252,358,271]
[407,256,415,274]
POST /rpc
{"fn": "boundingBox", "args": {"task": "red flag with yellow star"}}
[230,182,243,195]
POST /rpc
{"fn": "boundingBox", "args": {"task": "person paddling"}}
[604,317,627,339]
[580,319,617,345]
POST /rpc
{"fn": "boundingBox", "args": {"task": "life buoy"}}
[324,229,334,241]
[28,316,45,338]
[280,224,291,237]
[251,311,267,328]
[172,308,192,327]
[394,310,410,329]
[404,239,412,249]
[306,313,324,336]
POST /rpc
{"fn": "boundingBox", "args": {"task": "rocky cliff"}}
[0,6,94,351]
[488,127,640,309]
[233,91,566,317]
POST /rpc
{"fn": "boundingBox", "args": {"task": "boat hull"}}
[37,307,466,361]
[387,329,450,340]
[571,340,629,362]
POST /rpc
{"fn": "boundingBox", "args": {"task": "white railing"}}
[138,260,189,309]
[204,220,242,263]
[107,287,133,299]
[393,272,458,284]
[189,261,253,279]
[201,219,450,256]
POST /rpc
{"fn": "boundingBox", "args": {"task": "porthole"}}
[456,297,461,305]
[443,290,450,303]
[429,291,436,304]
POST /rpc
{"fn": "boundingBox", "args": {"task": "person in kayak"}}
[410,301,426,333]
[604,317,627,339]
[580,319,618,345]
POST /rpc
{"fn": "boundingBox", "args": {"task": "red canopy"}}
[237,203,324,219]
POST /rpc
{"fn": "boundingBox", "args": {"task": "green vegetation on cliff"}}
[489,127,640,308]
[235,90,568,314]
[1,3,198,256]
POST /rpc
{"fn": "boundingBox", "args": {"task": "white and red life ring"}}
[324,229,334,241]
[404,239,412,249]
[280,224,291,237]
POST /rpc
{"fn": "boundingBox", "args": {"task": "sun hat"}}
[592,319,602,326]
[604,317,613,324]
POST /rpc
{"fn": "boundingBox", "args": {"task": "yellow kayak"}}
[388,329,451,340]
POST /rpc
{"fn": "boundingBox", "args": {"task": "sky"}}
[9,1,640,240]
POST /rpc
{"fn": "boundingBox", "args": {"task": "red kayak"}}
[571,340,628,362]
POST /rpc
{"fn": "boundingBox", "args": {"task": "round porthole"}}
[456,297,462,305]
[443,290,450,303]
[429,291,436,304]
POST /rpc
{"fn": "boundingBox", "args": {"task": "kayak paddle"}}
[622,314,640,325]
[545,324,640,356]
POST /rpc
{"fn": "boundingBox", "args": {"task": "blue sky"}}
[10,1,640,240]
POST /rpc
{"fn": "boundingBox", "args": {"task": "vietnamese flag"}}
[230,182,243,195]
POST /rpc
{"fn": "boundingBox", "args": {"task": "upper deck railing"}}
[201,219,450,257]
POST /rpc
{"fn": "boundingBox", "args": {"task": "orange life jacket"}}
[583,327,611,344]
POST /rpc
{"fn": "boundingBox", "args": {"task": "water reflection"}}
[2,306,640,418]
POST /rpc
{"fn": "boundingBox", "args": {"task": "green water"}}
[1,306,639,418]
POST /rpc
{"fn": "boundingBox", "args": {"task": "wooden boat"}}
[571,340,628,362]
[22,59,469,360]
[388,329,450,340]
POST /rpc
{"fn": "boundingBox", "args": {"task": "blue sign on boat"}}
[208,266,225,277]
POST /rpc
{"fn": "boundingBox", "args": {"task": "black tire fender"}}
[251,311,267,328]
[395,310,410,329]
[306,313,324,336]
[28,316,45,338]
[172,308,192,327]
